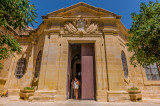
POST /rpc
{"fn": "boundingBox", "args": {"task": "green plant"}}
[0,63,3,70]
[0,34,22,60]
[0,0,37,67]
[128,87,139,91]
[0,0,37,29]
[128,0,160,67]
[24,86,35,90]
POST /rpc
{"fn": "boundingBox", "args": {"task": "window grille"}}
[145,63,160,80]
[15,58,26,79]
[121,51,128,78]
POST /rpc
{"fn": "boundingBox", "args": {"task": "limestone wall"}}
[118,34,160,100]
[4,41,33,95]
[31,33,45,87]
[0,57,12,92]
[1,16,160,101]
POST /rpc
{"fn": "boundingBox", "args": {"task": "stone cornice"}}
[0,26,33,41]
[103,32,119,36]
[44,29,60,34]
[43,2,121,19]
[103,27,119,34]
[29,3,127,42]
[61,33,102,37]
[42,17,121,23]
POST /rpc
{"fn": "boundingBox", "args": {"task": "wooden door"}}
[67,44,71,99]
[81,44,95,100]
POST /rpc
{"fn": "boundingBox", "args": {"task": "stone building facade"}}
[0,2,160,102]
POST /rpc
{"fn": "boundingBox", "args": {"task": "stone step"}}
[34,90,56,96]
[29,96,55,102]
[8,89,20,96]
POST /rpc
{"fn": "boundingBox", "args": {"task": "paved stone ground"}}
[0,96,160,106]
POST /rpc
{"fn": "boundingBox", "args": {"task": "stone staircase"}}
[29,90,56,102]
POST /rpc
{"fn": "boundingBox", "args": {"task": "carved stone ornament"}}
[64,17,99,34]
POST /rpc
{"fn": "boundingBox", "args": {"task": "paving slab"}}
[0,96,160,106]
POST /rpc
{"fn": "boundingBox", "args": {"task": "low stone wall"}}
[8,89,20,96]
[142,86,160,99]
[107,91,130,102]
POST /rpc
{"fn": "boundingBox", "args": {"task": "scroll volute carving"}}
[63,18,101,34]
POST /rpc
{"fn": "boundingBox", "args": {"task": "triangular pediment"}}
[45,2,120,18]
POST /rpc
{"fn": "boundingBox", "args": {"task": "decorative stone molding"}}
[63,17,100,34]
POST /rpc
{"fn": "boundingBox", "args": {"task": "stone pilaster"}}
[104,33,124,91]
[38,34,50,90]
[104,32,128,101]
[38,33,59,90]
[44,34,59,90]
[95,38,108,102]
[55,38,68,101]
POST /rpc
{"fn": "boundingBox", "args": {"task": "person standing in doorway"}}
[74,77,79,100]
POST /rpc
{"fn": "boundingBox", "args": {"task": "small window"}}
[121,51,128,78]
[145,63,160,80]
[15,58,26,79]
[35,51,42,78]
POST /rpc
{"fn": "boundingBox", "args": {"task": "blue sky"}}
[30,0,158,29]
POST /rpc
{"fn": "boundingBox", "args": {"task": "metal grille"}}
[35,51,42,78]
[145,63,160,80]
[15,58,26,79]
[121,51,128,78]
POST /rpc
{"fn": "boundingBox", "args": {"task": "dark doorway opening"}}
[67,43,95,100]
[76,64,81,82]
[76,64,81,99]
[68,44,81,99]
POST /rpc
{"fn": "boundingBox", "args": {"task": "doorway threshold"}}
[66,99,96,103]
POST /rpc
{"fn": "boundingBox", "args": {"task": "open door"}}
[67,44,72,99]
[81,44,95,100]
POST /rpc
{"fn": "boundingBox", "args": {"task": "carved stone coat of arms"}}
[64,18,99,34]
